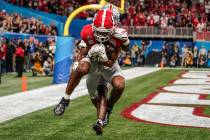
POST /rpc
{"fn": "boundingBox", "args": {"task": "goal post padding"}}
[53,36,75,84]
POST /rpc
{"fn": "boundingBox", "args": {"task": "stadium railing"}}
[195,31,210,41]
[122,26,194,39]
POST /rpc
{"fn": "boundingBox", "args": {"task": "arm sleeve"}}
[113,28,130,46]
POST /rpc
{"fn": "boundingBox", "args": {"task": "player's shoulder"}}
[80,24,94,38]
[80,24,96,46]
[112,27,128,40]
[114,27,128,36]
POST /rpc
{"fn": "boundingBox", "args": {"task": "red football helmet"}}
[93,9,115,42]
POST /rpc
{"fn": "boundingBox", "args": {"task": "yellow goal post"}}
[63,0,125,36]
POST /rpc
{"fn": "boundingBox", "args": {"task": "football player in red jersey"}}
[54,9,129,135]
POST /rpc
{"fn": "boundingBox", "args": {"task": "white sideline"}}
[0,67,159,123]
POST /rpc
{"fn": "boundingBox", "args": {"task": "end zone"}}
[121,71,210,129]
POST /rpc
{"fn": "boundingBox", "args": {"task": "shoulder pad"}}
[80,24,93,40]
[112,28,128,41]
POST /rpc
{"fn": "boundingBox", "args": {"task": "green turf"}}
[0,73,52,96]
[1,70,210,140]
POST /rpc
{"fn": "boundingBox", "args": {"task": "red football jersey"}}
[80,24,97,47]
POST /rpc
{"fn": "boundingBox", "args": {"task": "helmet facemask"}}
[93,25,115,42]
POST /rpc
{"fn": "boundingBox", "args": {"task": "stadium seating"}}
[0,10,57,35]
[5,0,210,31]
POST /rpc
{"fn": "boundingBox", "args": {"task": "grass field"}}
[0,73,53,96]
[1,70,210,140]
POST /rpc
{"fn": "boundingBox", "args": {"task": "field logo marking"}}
[121,71,210,128]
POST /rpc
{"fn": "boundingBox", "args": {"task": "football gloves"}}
[88,44,108,62]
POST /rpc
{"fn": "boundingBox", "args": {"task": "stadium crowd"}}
[115,40,210,68]
[121,0,210,31]
[5,0,100,18]
[0,36,55,77]
[160,42,210,68]
[0,10,57,35]
[5,0,210,31]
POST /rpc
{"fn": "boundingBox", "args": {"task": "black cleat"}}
[53,97,70,116]
[103,107,113,126]
[93,119,104,136]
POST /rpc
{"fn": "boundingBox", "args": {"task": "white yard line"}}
[132,104,210,128]
[0,67,159,123]
[149,92,210,105]
[126,71,210,128]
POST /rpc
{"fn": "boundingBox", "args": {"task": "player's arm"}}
[101,46,121,68]
[101,37,130,67]
[77,47,90,61]
[122,40,130,52]
[77,40,90,61]
[72,40,90,70]
[113,28,130,51]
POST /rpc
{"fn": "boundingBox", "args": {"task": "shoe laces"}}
[97,119,104,127]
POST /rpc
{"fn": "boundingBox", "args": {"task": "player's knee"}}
[77,62,89,75]
[112,77,125,91]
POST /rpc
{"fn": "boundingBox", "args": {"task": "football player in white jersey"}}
[54,6,129,136]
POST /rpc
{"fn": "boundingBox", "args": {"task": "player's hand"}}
[88,44,99,57]
[98,50,108,62]
[88,44,108,62]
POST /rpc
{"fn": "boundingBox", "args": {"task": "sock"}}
[97,119,104,126]
[64,93,70,100]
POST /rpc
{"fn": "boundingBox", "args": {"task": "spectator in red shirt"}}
[0,37,7,73]
[133,14,140,26]
[128,3,135,16]
[192,16,199,29]
[122,14,131,26]
[15,42,25,77]
[148,16,155,26]
[139,12,146,26]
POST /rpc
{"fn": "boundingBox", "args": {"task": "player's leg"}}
[65,61,90,95]
[92,85,108,135]
[102,62,125,125]
[108,75,125,109]
[104,75,125,125]
[97,85,108,121]
[53,60,90,116]
[87,74,101,111]
[87,74,109,135]
[88,76,109,120]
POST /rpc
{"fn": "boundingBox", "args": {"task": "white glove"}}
[98,51,108,62]
[78,40,87,48]
[88,44,108,62]
[72,61,79,71]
